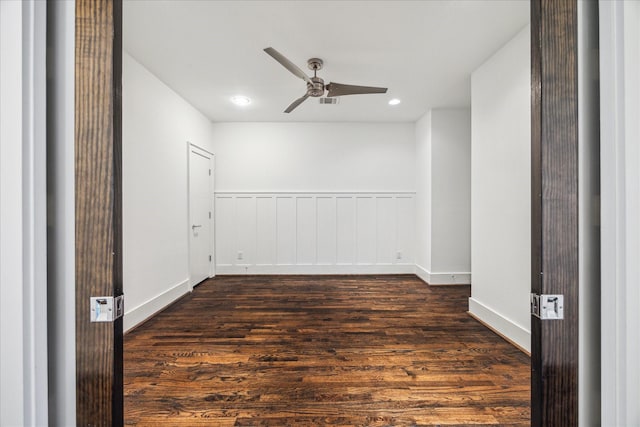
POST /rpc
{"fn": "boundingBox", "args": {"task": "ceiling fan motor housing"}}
[307,76,325,97]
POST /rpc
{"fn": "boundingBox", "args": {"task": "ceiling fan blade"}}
[326,82,388,97]
[284,94,309,113]
[264,47,313,85]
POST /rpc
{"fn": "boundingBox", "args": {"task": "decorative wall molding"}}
[415,264,471,285]
[215,191,416,195]
[468,297,530,352]
[217,264,415,275]
[124,279,190,332]
[215,192,415,274]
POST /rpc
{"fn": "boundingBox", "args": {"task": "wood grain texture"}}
[530,0,579,425]
[75,0,123,425]
[124,275,530,425]
[530,0,544,423]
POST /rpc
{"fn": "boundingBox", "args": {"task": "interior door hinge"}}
[530,293,564,319]
[209,169,211,176]
[209,211,211,219]
[209,255,212,262]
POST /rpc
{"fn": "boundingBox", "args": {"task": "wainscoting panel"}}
[236,197,256,266]
[336,197,356,265]
[276,197,296,265]
[215,192,415,274]
[357,197,377,264]
[377,197,396,264]
[255,197,276,265]
[215,196,235,266]
[316,197,337,265]
[396,196,414,264]
[296,197,316,265]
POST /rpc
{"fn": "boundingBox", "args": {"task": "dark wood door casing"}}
[531,0,579,425]
[75,0,123,425]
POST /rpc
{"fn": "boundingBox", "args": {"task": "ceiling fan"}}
[264,47,388,113]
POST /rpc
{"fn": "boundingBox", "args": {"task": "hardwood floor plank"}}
[125,275,530,425]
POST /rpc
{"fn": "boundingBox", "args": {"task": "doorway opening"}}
[67,1,588,426]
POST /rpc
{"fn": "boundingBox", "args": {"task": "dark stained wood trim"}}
[75,0,123,425]
[531,0,579,425]
[530,0,543,422]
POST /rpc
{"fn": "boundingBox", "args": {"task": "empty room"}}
[7,0,640,426]
[119,1,531,425]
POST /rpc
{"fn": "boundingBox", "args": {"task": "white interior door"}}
[188,144,214,287]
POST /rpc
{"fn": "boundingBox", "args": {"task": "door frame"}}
[73,0,584,424]
[75,0,123,425]
[186,141,216,289]
[530,0,580,425]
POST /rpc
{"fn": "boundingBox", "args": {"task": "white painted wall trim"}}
[468,297,531,353]
[217,265,415,275]
[1,1,49,425]
[215,192,415,274]
[215,191,416,195]
[124,279,190,332]
[600,1,640,424]
[414,264,471,285]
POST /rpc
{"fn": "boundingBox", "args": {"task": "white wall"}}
[600,1,640,424]
[210,122,415,192]
[469,25,531,352]
[122,53,215,331]
[1,1,49,425]
[414,109,471,285]
[431,109,471,277]
[210,122,415,275]
[415,112,432,274]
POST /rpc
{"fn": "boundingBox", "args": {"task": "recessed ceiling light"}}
[231,95,251,106]
[388,98,401,106]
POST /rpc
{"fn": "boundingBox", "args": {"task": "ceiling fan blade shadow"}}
[284,94,310,113]
[326,82,388,97]
[264,47,313,85]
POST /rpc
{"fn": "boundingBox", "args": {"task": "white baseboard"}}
[124,279,190,332]
[468,297,531,352]
[216,264,415,275]
[414,264,471,285]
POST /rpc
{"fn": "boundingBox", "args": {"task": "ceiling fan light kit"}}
[264,47,388,113]
[319,97,339,105]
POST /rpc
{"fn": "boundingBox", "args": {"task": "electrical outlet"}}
[396,251,402,260]
[237,251,243,260]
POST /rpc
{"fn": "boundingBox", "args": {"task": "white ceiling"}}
[123,1,529,123]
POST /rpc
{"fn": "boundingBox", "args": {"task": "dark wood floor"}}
[124,275,530,426]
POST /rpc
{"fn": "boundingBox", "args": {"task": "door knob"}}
[192,224,202,230]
